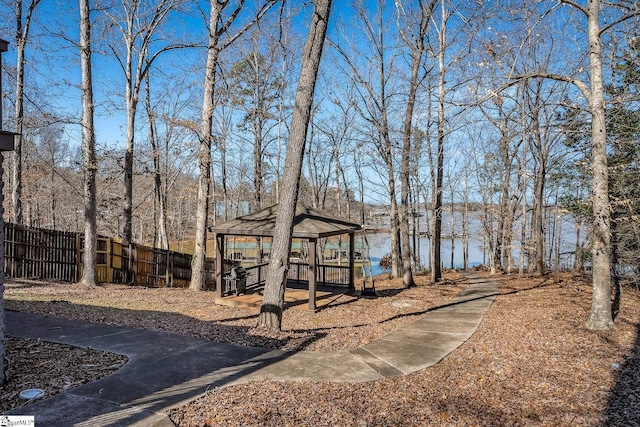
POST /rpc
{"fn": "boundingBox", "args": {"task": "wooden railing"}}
[220,261,351,295]
[288,261,351,287]
[245,262,268,289]
[318,264,351,286]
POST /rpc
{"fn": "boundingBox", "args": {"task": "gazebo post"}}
[349,232,355,292]
[308,238,317,311]
[215,233,224,298]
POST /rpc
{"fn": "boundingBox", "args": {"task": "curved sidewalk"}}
[6,273,497,426]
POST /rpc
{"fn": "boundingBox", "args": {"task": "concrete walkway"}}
[6,273,497,426]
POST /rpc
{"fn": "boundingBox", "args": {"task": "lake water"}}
[363,209,584,275]
[364,232,484,276]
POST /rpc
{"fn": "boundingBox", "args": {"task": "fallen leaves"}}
[0,337,127,413]
[168,273,640,426]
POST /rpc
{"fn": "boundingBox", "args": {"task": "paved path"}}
[6,273,497,426]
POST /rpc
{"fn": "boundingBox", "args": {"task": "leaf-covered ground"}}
[3,272,639,426]
[1,337,127,413]
[169,274,640,427]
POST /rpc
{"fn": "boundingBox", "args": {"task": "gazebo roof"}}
[210,204,361,239]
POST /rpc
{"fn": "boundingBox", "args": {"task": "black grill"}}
[225,266,248,295]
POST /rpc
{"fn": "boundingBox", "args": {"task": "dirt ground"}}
[3,272,639,426]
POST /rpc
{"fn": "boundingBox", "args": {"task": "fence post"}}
[129,243,137,285]
[166,249,172,287]
[76,233,82,282]
[106,238,113,283]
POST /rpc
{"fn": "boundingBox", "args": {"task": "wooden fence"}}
[3,223,217,289]
[4,223,78,282]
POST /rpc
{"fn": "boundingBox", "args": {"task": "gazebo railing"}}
[318,263,351,286]
[289,261,350,287]
[244,262,268,290]
[237,261,351,292]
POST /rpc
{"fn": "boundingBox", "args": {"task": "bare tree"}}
[12,0,42,224]
[305,105,333,210]
[190,0,277,291]
[394,0,436,287]
[501,0,639,328]
[331,1,402,278]
[429,0,450,281]
[31,122,69,230]
[98,0,186,245]
[143,66,169,249]
[478,94,521,272]
[227,28,285,212]
[525,78,569,276]
[314,82,360,218]
[257,0,332,330]
[79,0,98,287]
[576,0,614,330]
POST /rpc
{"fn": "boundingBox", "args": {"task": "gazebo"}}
[209,204,362,311]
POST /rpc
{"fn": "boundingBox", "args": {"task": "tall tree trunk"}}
[253,123,263,211]
[122,93,136,244]
[252,52,264,212]
[450,194,455,269]
[190,3,222,292]
[432,0,446,282]
[378,46,400,277]
[13,30,24,224]
[258,0,332,330]
[463,193,469,270]
[527,187,538,273]
[145,70,168,249]
[397,2,428,288]
[109,0,176,245]
[494,136,511,271]
[573,220,584,272]
[413,184,422,269]
[190,1,275,290]
[80,0,98,287]
[221,136,229,221]
[385,139,401,278]
[121,6,136,245]
[533,149,546,275]
[584,0,612,330]
[519,100,528,276]
[12,0,40,223]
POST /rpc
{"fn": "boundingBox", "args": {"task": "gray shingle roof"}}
[209,204,361,239]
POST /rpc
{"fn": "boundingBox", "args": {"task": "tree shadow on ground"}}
[604,322,640,425]
[5,300,325,352]
[288,276,495,333]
